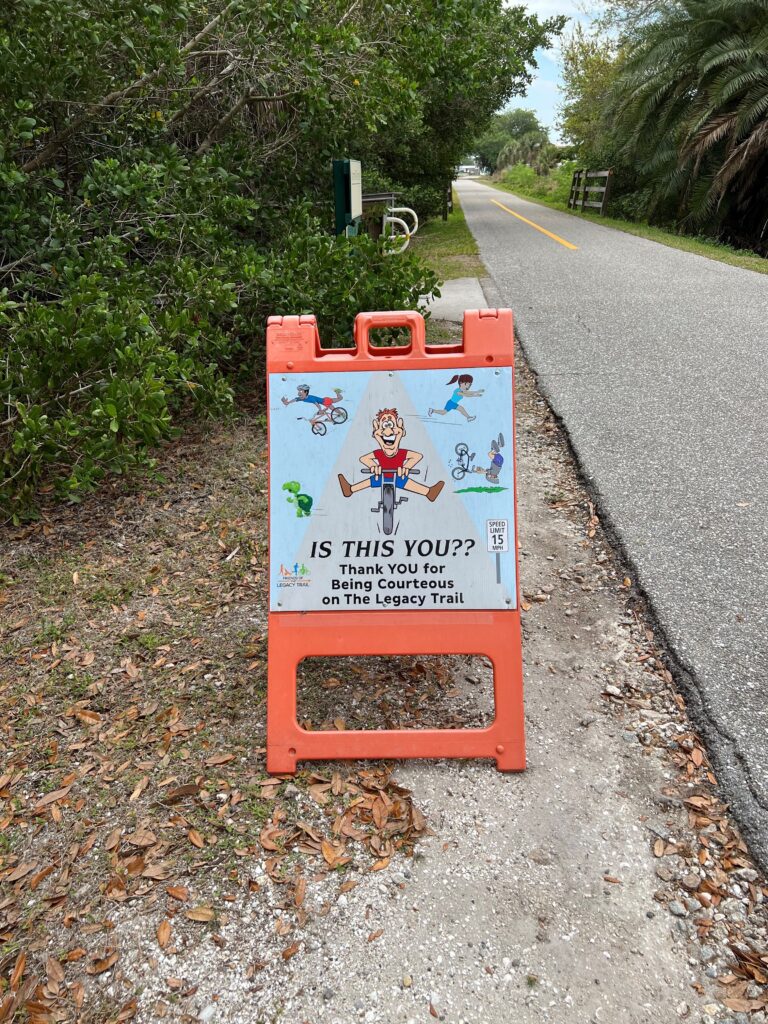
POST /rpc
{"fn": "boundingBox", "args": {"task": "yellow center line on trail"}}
[490,198,579,251]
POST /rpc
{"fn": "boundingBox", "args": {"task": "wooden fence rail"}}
[568,168,613,214]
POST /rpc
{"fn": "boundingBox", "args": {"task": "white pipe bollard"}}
[388,206,419,237]
[382,215,411,254]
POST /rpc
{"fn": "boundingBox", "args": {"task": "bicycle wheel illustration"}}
[330,407,348,425]
[311,421,327,436]
[382,482,396,535]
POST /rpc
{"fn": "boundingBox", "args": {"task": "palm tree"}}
[498,130,550,171]
[608,0,768,243]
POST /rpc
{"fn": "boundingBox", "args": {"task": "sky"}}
[513,0,599,143]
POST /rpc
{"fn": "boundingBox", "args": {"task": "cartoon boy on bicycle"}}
[282,384,344,429]
[338,408,444,502]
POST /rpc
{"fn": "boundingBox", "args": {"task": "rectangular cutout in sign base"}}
[266,309,525,775]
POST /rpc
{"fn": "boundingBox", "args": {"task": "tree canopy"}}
[473,108,548,172]
[0,0,561,518]
[557,0,768,248]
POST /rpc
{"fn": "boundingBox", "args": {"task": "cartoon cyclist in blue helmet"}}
[282,383,344,428]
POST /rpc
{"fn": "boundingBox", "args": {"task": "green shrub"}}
[361,169,445,224]
[239,214,438,346]
[499,161,578,205]
[1,162,437,522]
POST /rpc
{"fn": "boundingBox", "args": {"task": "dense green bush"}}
[1,149,244,517]
[499,161,577,206]
[361,168,446,224]
[244,217,439,344]
[1,186,438,520]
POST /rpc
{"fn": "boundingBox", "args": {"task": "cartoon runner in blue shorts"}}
[428,374,484,421]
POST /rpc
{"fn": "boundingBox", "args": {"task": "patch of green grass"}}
[34,613,76,644]
[88,581,136,606]
[47,669,95,698]
[412,192,486,281]
[19,551,83,604]
[244,795,272,827]
[545,489,568,505]
[455,485,507,494]
[485,179,768,277]
[135,631,165,652]
[0,831,18,854]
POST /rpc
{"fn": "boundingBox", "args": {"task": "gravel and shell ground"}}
[1,335,768,1024]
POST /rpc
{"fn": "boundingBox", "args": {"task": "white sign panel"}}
[349,159,363,220]
[269,366,516,611]
[486,518,509,552]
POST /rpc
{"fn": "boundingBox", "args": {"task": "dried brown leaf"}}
[75,709,101,726]
[205,754,235,766]
[112,999,138,1022]
[125,829,157,848]
[186,906,215,922]
[129,776,149,803]
[87,951,119,975]
[33,785,71,811]
[321,840,340,866]
[10,951,26,990]
[259,826,283,852]
[187,829,205,849]
[105,826,123,851]
[46,957,65,985]
[163,783,199,804]
[142,863,171,881]
[5,862,38,883]
[308,784,330,806]
[723,997,752,1012]
[157,920,171,949]
[294,878,306,908]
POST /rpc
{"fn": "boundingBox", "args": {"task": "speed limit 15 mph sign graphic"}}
[486,518,509,553]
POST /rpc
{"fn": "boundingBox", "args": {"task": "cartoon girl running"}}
[428,374,484,421]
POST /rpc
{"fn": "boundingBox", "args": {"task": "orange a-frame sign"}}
[266,309,524,773]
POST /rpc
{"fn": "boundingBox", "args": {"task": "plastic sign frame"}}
[266,309,525,774]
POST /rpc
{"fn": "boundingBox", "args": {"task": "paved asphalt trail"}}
[454,178,768,870]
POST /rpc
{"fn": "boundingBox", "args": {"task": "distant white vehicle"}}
[457,164,480,175]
